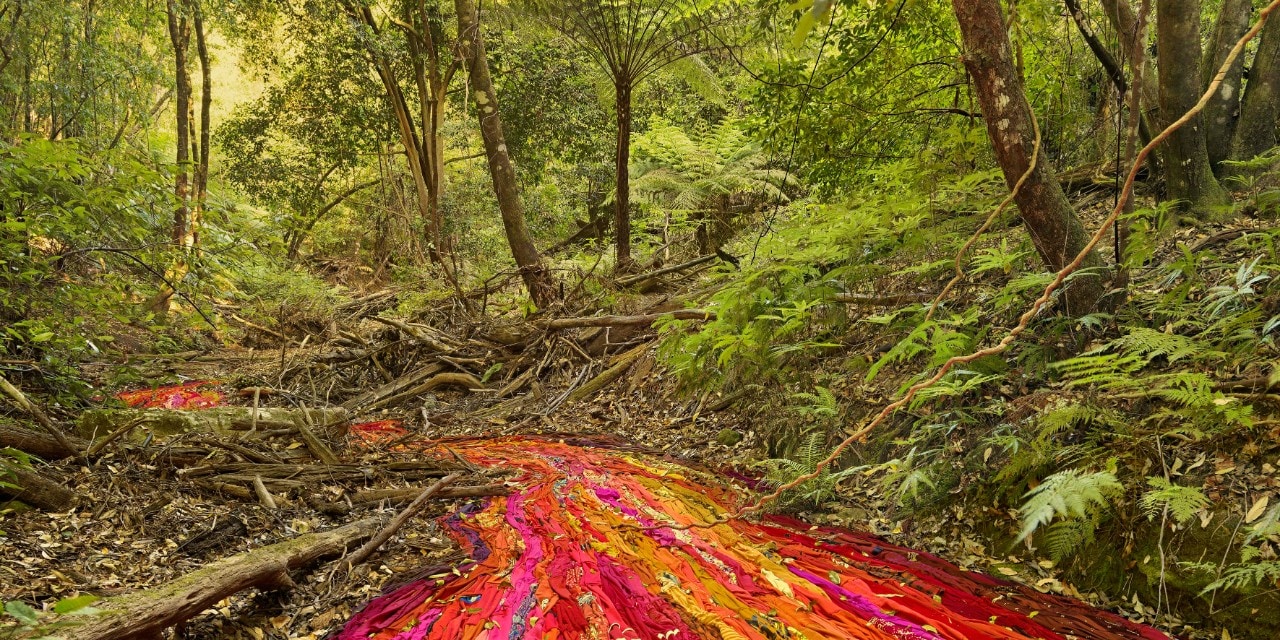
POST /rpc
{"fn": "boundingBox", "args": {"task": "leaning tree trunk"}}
[1231,8,1280,164]
[1156,0,1230,214]
[614,80,633,270]
[455,0,557,307]
[1203,0,1252,171]
[1100,0,1160,118]
[952,0,1106,315]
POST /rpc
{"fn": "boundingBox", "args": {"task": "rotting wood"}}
[0,460,76,511]
[345,473,460,568]
[566,342,650,404]
[70,517,382,640]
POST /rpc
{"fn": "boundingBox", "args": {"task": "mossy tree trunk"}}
[1231,7,1280,163]
[1156,0,1231,214]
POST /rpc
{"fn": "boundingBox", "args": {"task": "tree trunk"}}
[1156,0,1230,214]
[1099,0,1160,119]
[1231,7,1280,163]
[951,0,1106,315]
[615,80,633,269]
[455,0,556,308]
[193,1,211,248]
[1203,0,1253,171]
[166,0,191,250]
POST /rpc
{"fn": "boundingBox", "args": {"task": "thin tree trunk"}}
[193,2,211,248]
[455,0,556,307]
[166,0,191,249]
[1156,0,1230,214]
[615,80,633,270]
[951,0,1105,315]
[1203,0,1252,171]
[1231,7,1280,163]
[1100,0,1160,110]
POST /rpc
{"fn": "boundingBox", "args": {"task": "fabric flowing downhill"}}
[333,435,1172,640]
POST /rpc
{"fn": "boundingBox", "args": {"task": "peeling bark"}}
[952,0,1106,315]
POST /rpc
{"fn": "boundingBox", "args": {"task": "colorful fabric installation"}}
[116,381,224,410]
[335,436,1171,640]
[350,419,409,446]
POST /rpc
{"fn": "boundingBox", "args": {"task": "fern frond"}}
[1140,477,1210,524]
[1017,468,1122,543]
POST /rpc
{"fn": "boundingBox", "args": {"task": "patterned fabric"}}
[116,381,224,410]
[335,436,1171,640]
[350,419,409,445]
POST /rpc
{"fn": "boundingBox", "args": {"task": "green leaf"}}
[5,600,40,625]
[52,594,99,614]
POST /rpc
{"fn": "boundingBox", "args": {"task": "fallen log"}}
[544,309,717,330]
[0,460,76,511]
[78,406,347,442]
[69,517,382,640]
[0,374,85,463]
[0,423,90,460]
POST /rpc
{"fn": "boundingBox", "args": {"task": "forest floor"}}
[0,310,1186,639]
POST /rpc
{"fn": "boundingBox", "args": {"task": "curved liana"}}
[334,436,1170,640]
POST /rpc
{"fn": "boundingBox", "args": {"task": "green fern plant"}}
[1140,477,1210,525]
[756,431,862,509]
[1017,466,1123,546]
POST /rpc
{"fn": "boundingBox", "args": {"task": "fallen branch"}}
[616,254,718,287]
[369,372,486,411]
[544,310,716,330]
[70,517,382,640]
[0,423,90,460]
[341,364,444,410]
[312,483,508,516]
[345,473,460,568]
[565,343,650,404]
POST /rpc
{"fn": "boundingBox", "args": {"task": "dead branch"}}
[345,472,461,568]
[0,423,90,460]
[616,254,718,287]
[565,343,650,403]
[544,309,717,330]
[0,373,85,464]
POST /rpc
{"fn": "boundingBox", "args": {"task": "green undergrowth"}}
[658,154,1280,637]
